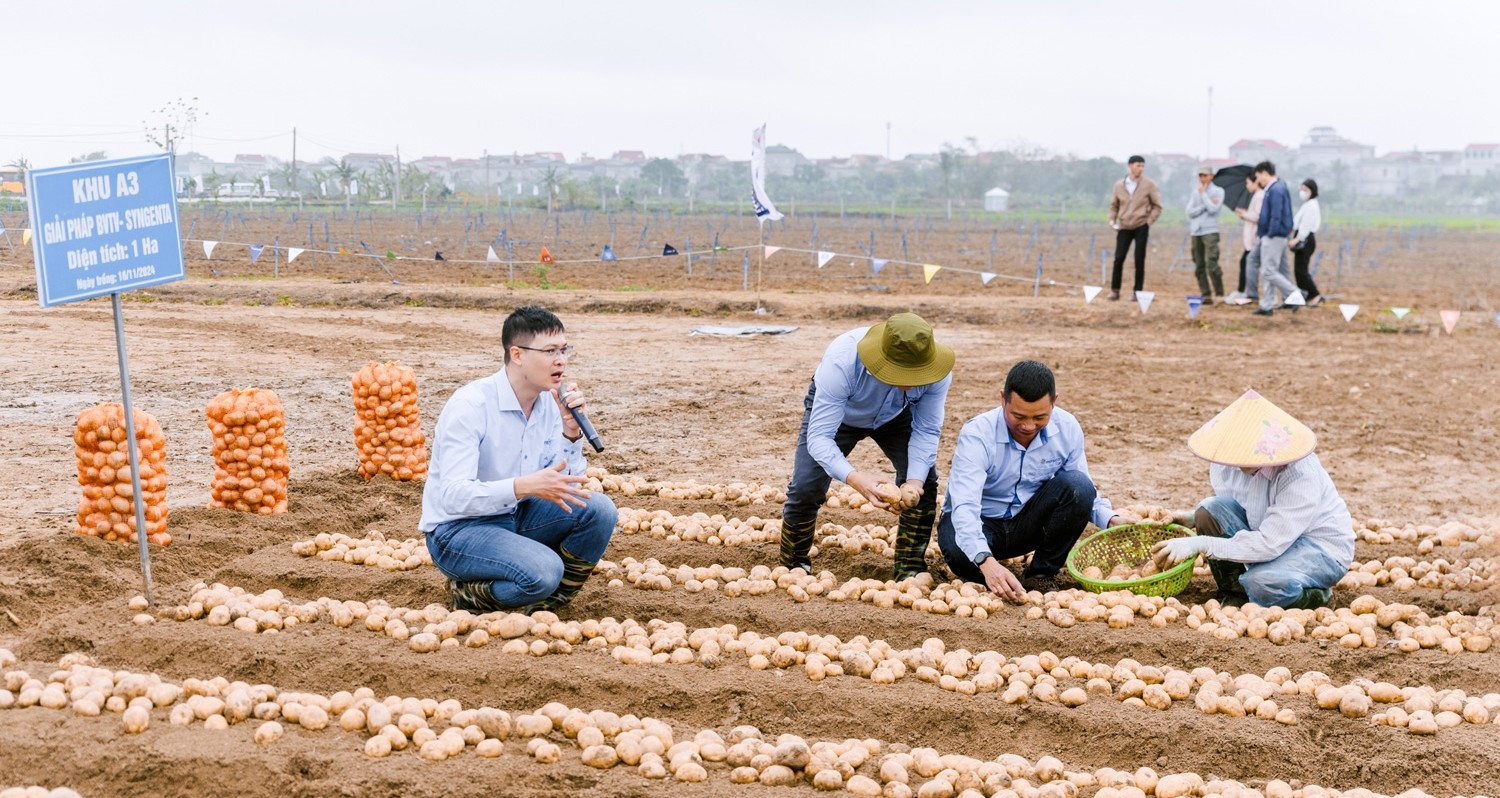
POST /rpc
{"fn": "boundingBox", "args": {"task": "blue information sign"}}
[27,153,185,307]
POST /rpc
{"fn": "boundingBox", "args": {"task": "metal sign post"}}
[27,153,186,605]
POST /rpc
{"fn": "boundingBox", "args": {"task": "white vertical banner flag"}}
[202,241,217,259]
[750,124,784,222]
[1082,285,1103,303]
[816,251,835,268]
[1284,290,1306,306]
[1338,303,1359,322]
[287,248,304,263]
[1440,310,1460,334]
[486,245,499,263]
[1135,290,1156,314]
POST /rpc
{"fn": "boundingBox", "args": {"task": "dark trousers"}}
[1292,233,1319,300]
[781,381,939,575]
[1237,249,1248,293]
[1111,225,1149,292]
[937,470,1097,581]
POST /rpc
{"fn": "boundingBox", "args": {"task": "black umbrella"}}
[1213,165,1255,212]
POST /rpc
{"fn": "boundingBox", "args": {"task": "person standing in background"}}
[1226,175,1263,305]
[1186,165,1226,304]
[1251,161,1301,317]
[1106,155,1163,301]
[1291,179,1323,307]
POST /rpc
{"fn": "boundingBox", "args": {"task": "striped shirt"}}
[1204,453,1354,566]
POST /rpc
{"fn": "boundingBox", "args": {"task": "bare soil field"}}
[0,212,1496,797]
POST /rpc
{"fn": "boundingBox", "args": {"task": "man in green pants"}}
[1187,165,1225,304]
[778,313,953,581]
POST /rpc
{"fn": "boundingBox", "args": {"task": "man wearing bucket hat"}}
[937,360,1133,599]
[1151,390,1354,609]
[778,312,954,581]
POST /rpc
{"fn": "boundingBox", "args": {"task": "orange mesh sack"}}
[207,388,289,514]
[74,403,170,546]
[351,361,427,481]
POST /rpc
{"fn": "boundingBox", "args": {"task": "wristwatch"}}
[972,550,992,568]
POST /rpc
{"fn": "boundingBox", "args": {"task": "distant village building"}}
[983,187,1009,212]
[763,144,808,178]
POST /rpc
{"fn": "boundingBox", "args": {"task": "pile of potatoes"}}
[1355,517,1494,551]
[72,403,170,546]
[584,468,785,505]
[352,361,428,482]
[290,531,431,571]
[1338,553,1498,593]
[6,647,1483,796]
[614,508,783,548]
[206,388,289,514]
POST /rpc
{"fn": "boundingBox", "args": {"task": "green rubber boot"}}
[1285,587,1332,610]
[449,580,507,614]
[779,516,816,572]
[893,506,935,582]
[535,548,598,610]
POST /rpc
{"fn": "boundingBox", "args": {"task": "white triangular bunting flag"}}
[203,241,218,259]
[980,272,996,285]
[1284,290,1306,306]
[871,258,888,275]
[764,245,781,259]
[1186,295,1203,319]
[816,250,835,269]
[922,263,941,284]
[486,245,499,263]
[1082,285,1103,303]
[1390,307,1411,320]
[1338,303,1359,322]
[1440,309,1460,334]
[287,248,304,263]
[1135,291,1156,313]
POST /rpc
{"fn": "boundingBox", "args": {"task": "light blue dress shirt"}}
[419,369,586,532]
[942,406,1115,562]
[806,326,951,484]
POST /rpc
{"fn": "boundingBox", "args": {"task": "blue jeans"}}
[937,470,1097,581]
[424,493,616,607]
[1195,496,1346,607]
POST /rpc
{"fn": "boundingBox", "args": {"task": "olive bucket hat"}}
[856,312,955,386]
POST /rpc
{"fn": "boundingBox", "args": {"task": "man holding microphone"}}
[420,305,616,613]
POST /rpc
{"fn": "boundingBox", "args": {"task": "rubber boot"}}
[893,506,935,582]
[779,516,816,571]
[450,580,507,614]
[1285,587,1332,610]
[535,548,597,610]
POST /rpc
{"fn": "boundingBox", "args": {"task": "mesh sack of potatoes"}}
[351,361,427,481]
[207,388,289,514]
[74,403,170,545]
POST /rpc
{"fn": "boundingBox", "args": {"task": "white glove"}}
[1152,536,1214,567]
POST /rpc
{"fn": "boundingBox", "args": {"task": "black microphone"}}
[567,403,604,452]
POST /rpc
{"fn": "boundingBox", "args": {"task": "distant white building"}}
[984,187,1009,212]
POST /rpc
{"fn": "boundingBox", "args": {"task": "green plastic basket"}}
[1065,522,1196,597]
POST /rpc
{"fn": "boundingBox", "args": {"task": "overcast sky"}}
[5,1,1498,168]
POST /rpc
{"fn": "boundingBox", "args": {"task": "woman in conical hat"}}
[1151,390,1354,609]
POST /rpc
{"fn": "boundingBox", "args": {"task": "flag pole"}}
[755,219,766,311]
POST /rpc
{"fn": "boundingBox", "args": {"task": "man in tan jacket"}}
[1106,155,1163,301]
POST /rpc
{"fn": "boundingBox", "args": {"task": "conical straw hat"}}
[1187,389,1316,467]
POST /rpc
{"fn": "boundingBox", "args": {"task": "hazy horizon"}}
[5,1,1498,169]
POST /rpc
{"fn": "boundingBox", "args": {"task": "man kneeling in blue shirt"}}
[938,361,1130,598]
[419,306,617,613]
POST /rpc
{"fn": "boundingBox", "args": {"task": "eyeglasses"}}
[516,344,575,359]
